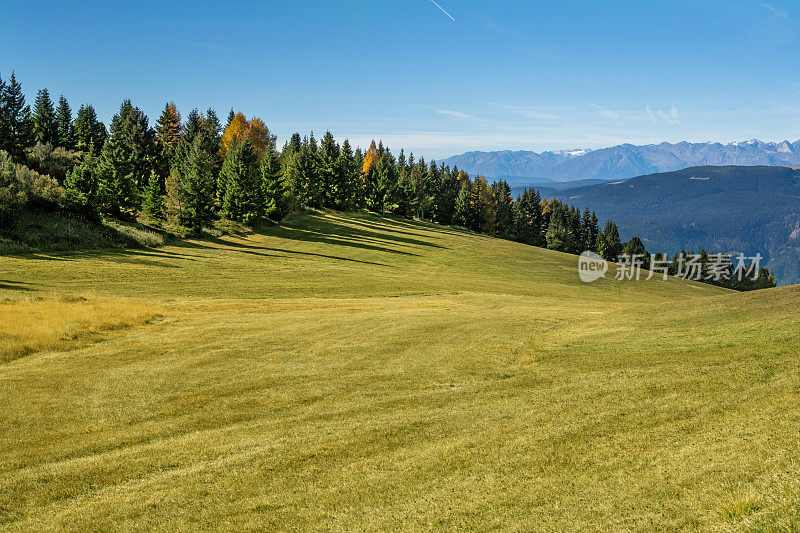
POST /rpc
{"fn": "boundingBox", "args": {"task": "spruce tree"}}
[0,74,8,148]
[155,102,182,157]
[202,108,223,174]
[177,136,215,235]
[353,147,365,208]
[97,139,137,215]
[141,170,165,219]
[305,133,323,208]
[108,99,156,191]
[622,236,648,260]
[337,139,358,209]
[73,104,107,155]
[366,151,397,215]
[64,150,102,219]
[453,179,475,228]
[2,73,33,158]
[261,145,286,221]
[512,188,544,246]
[218,138,262,224]
[32,88,58,146]
[545,204,577,252]
[394,149,416,217]
[319,131,340,208]
[55,95,73,149]
[491,180,513,238]
[597,220,623,261]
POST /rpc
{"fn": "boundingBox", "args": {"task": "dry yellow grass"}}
[0,295,160,364]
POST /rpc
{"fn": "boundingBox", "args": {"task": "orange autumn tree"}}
[362,140,380,176]
[220,112,274,162]
[155,102,182,153]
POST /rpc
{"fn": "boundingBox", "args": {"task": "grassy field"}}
[1,211,798,531]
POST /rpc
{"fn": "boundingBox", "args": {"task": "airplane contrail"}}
[429,0,455,22]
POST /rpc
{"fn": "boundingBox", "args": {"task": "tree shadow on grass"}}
[0,280,36,291]
[323,213,435,239]
[2,210,448,269]
[273,213,448,252]
[174,237,390,267]
[339,212,474,239]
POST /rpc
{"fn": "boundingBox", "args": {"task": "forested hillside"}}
[553,165,800,285]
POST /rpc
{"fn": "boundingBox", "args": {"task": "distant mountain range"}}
[548,165,800,285]
[442,140,800,185]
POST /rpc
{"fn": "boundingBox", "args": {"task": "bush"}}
[1,152,62,228]
[0,150,66,229]
[25,143,83,182]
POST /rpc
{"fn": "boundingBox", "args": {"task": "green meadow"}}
[1,211,798,531]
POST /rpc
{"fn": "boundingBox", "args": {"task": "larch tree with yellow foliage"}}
[220,112,275,163]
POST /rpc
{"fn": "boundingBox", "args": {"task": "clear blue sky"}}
[2,0,798,159]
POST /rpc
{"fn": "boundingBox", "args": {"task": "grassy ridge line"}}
[1,211,797,530]
[0,210,722,301]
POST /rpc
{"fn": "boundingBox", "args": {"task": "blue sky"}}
[2,0,799,159]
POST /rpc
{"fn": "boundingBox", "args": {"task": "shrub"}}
[25,143,83,182]
[0,150,66,228]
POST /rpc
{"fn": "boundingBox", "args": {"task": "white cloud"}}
[493,104,560,120]
[645,104,680,125]
[759,2,789,19]
[645,105,657,125]
[590,104,620,119]
[436,109,477,120]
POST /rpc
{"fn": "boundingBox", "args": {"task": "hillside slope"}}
[1,211,798,531]
[553,165,800,285]
[443,139,800,184]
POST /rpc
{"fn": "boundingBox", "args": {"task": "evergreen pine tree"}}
[512,188,544,246]
[155,102,182,157]
[2,73,33,158]
[394,149,416,217]
[97,139,137,215]
[0,74,8,148]
[305,133,324,207]
[107,99,156,191]
[491,180,513,238]
[54,95,73,149]
[365,151,397,215]
[32,88,58,146]
[337,139,358,209]
[597,220,623,261]
[63,150,102,219]
[622,236,650,267]
[319,130,341,208]
[177,136,216,235]
[73,104,107,154]
[545,204,577,252]
[261,145,286,221]
[453,179,474,229]
[218,138,262,224]
[202,108,223,175]
[141,170,165,219]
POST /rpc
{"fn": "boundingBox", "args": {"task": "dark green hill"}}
[554,166,800,284]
